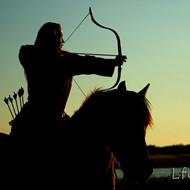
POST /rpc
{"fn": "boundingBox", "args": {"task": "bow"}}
[89,7,125,89]
[65,7,126,93]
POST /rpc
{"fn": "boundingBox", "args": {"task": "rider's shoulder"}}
[19,45,36,63]
[19,45,34,52]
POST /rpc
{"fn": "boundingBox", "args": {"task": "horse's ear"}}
[118,81,127,91]
[138,83,150,97]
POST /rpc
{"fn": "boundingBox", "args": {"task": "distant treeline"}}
[148,144,190,155]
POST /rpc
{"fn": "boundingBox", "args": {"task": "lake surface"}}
[116,167,190,179]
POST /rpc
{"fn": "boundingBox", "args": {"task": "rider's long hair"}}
[34,22,62,51]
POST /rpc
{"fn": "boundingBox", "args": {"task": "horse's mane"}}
[71,88,106,122]
[71,83,153,130]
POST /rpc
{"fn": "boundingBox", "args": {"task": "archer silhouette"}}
[10,22,126,137]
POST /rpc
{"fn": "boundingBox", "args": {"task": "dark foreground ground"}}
[117,177,190,190]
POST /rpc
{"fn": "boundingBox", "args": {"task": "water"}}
[116,167,190,179]
[151,167,190,179]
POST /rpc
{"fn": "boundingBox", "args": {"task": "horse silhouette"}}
[0,81,153,189]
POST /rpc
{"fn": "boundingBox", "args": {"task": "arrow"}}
[4,97,14,119]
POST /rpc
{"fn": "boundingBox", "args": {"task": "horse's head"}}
[71,81,153,185]
[108,81,153,185]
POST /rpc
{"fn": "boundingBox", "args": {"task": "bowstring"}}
[64,11,90,97]
[64,12,90,44]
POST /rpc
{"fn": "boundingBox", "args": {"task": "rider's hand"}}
[114,55,127,66]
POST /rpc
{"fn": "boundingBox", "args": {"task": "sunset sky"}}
[0,0,190,146]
